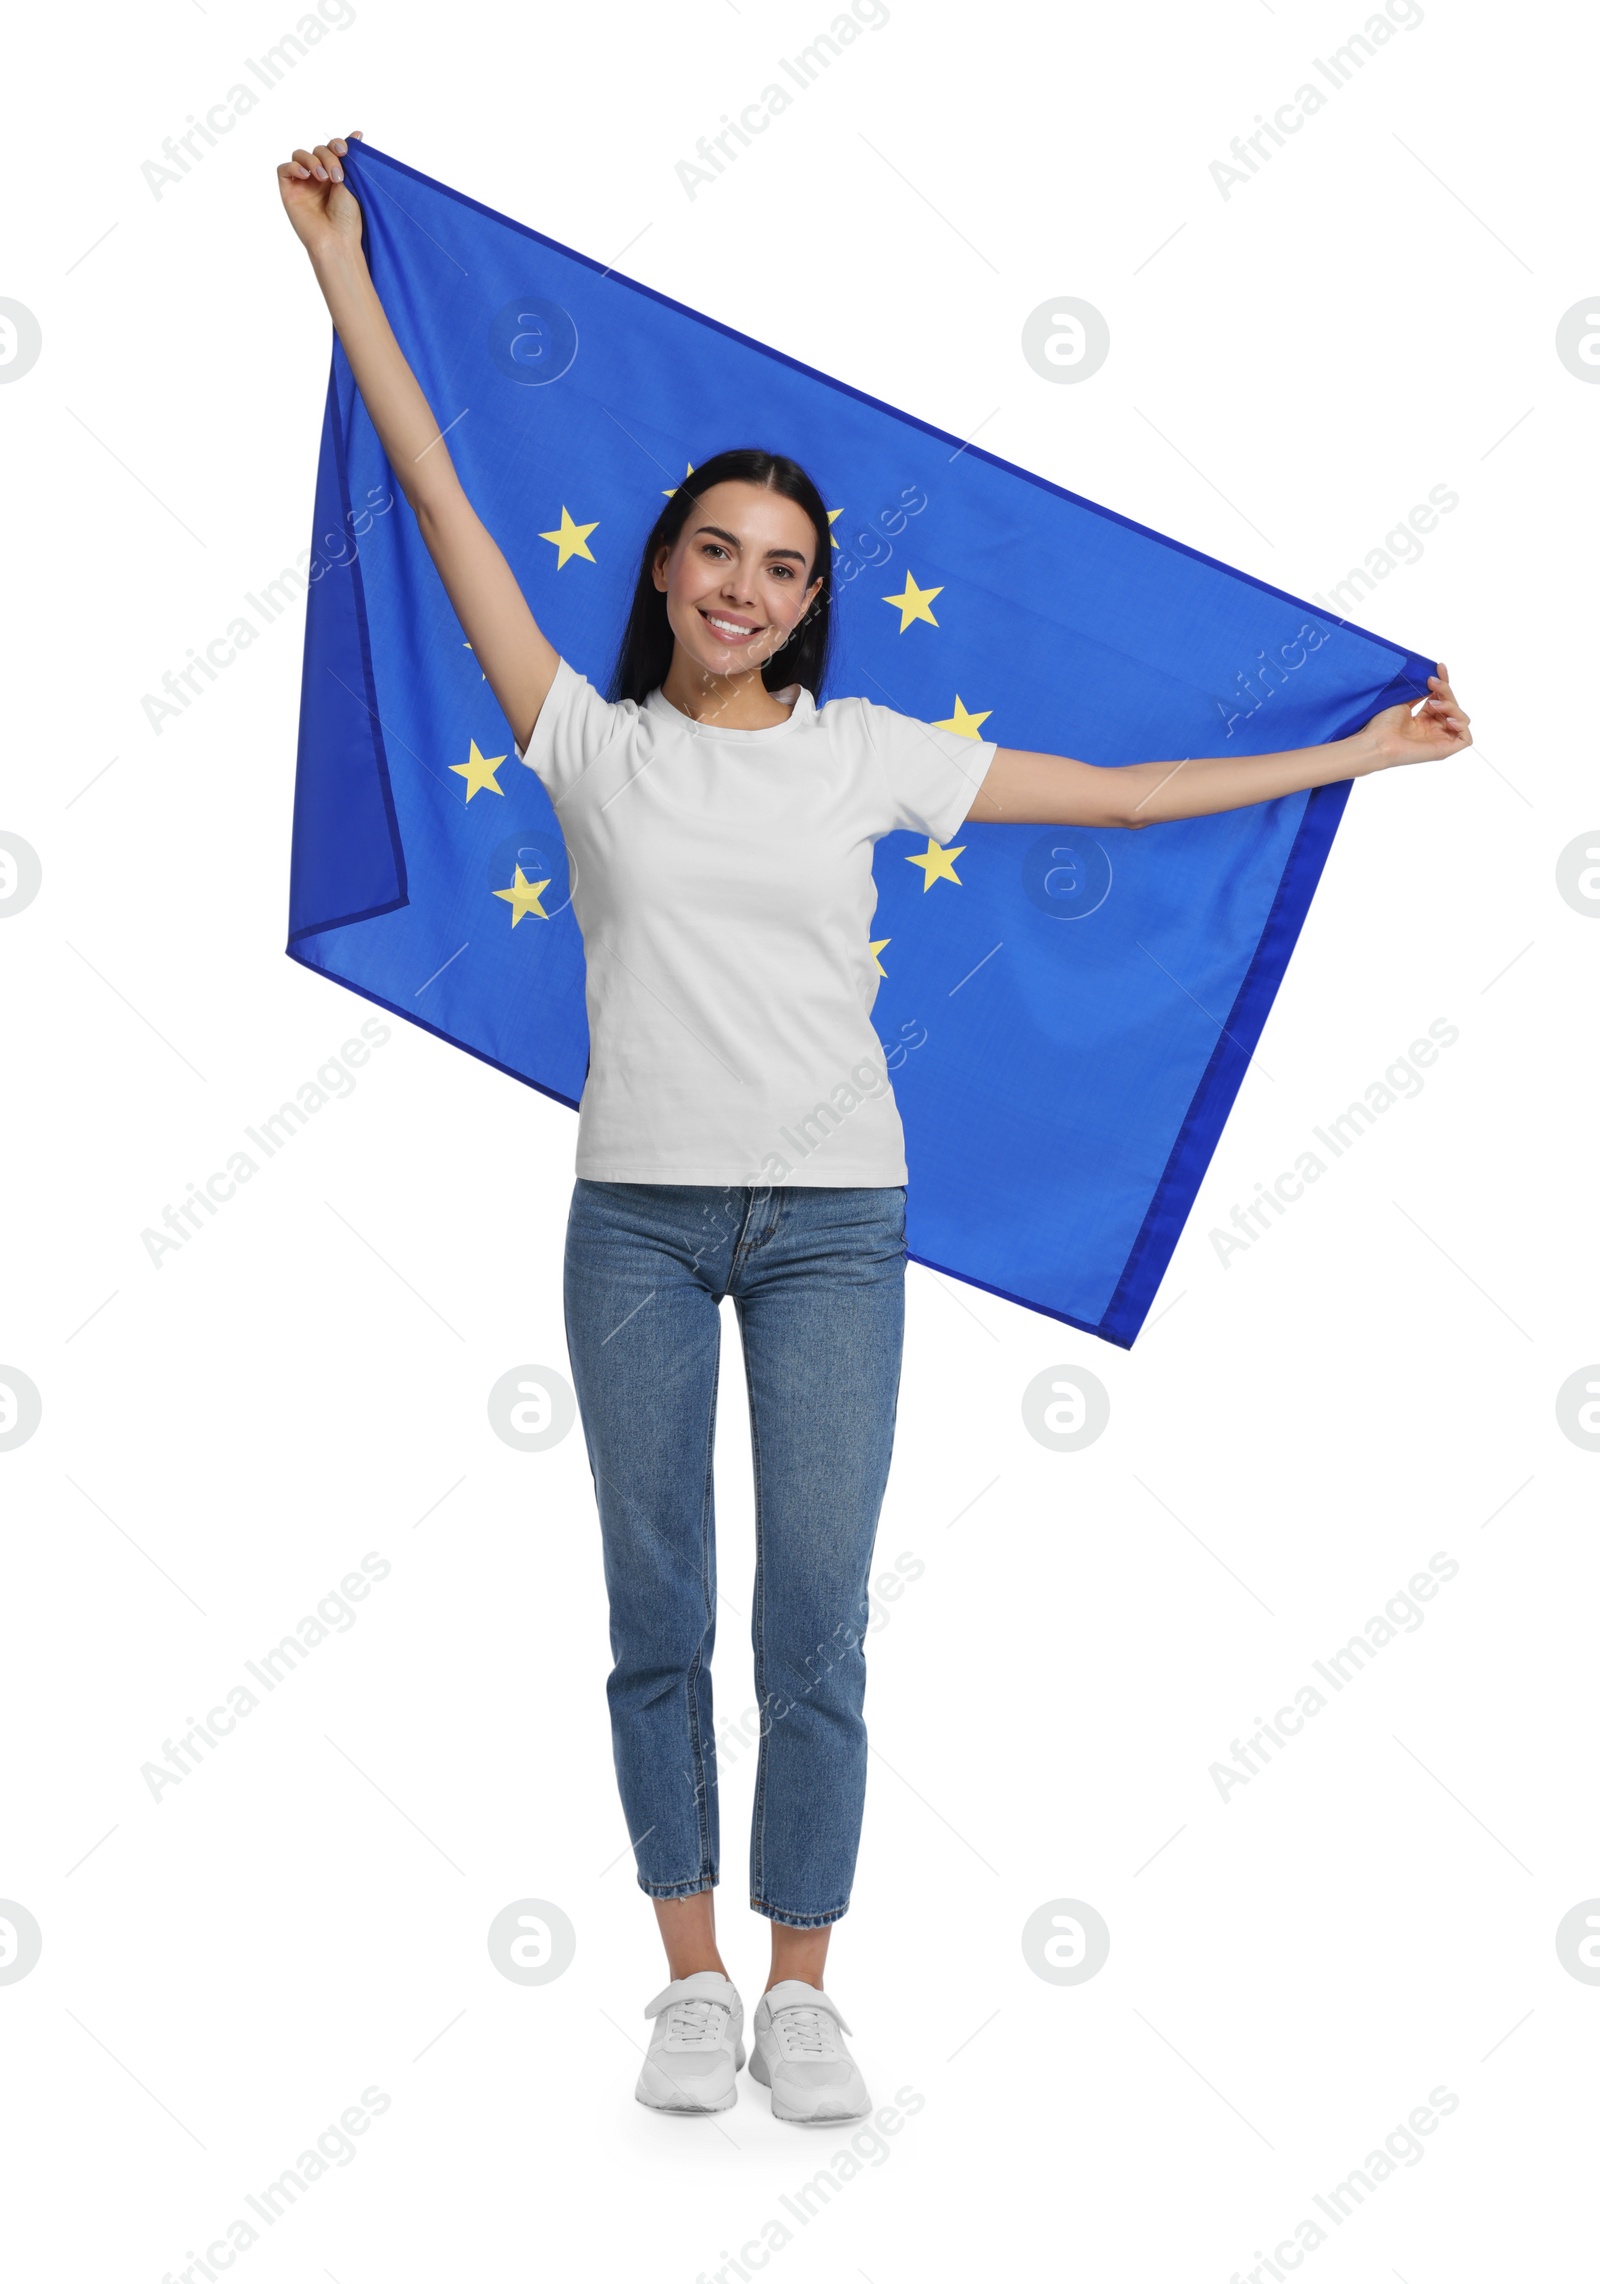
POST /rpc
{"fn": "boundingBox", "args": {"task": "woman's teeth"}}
[703,612,759,642]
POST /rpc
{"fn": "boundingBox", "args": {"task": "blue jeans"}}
[562,1180,907,1928]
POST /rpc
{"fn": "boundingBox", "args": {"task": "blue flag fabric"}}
[287,139,1432,1347]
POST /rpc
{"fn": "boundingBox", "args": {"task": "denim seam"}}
[683,1329,722,1885]
[748,1895,850,1928]
[728,1183,761,1273]
[743,1292,770,1910]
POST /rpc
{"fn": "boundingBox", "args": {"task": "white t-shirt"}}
[513,657,998,1186]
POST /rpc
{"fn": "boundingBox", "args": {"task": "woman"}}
[279,132,1472,2124]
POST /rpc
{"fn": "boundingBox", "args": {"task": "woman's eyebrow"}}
[692,522,808,565]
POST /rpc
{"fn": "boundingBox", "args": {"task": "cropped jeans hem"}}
[749,1895,851,1930]
[639,1875,718,1902]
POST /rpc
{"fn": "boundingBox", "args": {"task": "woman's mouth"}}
[699,608,762,647]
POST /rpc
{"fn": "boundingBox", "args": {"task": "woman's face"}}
[653,480,824,681]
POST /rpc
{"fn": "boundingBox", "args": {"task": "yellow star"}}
[869,936,891,976]
[827,507,844,549]
[663,464,695,497]
[492,864,552,925]
[540,507,599,567]
[882,573,943,632]
[932,694,992,738]
[905,838,964,892]
[451,738,507,801]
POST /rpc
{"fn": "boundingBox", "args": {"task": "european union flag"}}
[287,138,1433,1347]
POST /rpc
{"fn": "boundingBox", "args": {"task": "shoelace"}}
[773,2004,841,2059]
[662,1997,730,2050]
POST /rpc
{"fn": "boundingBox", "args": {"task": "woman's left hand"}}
[1356,662,1472,770]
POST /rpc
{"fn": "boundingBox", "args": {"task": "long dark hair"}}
[606,447,834,705]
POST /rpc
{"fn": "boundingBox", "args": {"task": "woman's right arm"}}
[278,133,560,752]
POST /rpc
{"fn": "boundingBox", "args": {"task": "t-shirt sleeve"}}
[857,697,997,844]
[513,656,627,805]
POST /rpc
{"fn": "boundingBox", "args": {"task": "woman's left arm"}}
[964,664,1472,829]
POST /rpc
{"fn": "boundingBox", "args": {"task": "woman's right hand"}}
[277,131,364,258]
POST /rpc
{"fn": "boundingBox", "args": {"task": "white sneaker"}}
[635,1970,746,2113]
[749,1980,871,2123]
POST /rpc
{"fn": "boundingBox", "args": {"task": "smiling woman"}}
[508,446,990,1191]
[607,447,835,721]
[277,124,1474,2131]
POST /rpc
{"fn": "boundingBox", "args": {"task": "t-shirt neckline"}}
[644,683,817,741]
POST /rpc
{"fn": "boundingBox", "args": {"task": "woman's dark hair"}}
[606,447,834,705]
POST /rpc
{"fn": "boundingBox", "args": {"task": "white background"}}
[4,0,1595,2277]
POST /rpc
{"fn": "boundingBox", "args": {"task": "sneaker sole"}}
[748,2046,871,2124]
[635,2037,747,2114]
[635,2084,739,2113]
